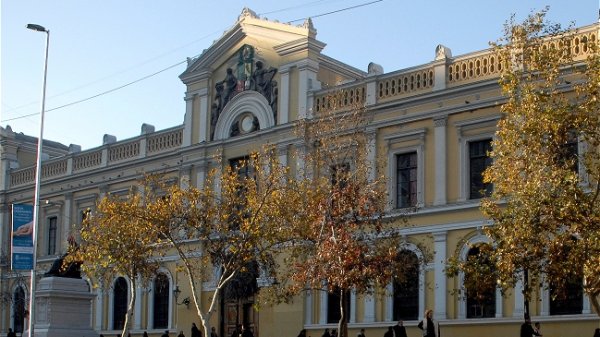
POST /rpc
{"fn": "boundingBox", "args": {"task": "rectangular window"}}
[47,216,57,255]
[331,163,350,187]
[396,152,417,208]
[469,139,492,199]
[559,131,579,173]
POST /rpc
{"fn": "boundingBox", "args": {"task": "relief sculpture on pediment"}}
[210,45,278,140]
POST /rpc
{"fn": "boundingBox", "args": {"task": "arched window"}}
[113,277,128,330]
[393,250,419,320]
[327,288,350,324]
[13,286,26,333]
[549,274,583,315]
[464,245,496,318]
[153,273,170,328]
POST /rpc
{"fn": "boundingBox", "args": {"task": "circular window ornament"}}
[241,114,255,132]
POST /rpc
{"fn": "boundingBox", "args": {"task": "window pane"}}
[396,152,417,208]
[13,287,26,333]
[393,251,419,320]
[113,277,128,330]
[469,140,492,199]
[327,289,350,324]
[48,217,57,255]
[153,274,170,328]
[465,246,496,318]
[550,274,583,315]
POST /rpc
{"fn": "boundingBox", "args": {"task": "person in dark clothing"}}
[418,309,439,337]
[192,323,202,337]
[393,321,408,337]
[322,329,331,337]
[520,315,541,337]
[357,328,366,337]
[383,327,394,337]
[593,328,600,337]
[211,327,218,337]
[7,328,16,337]
[241,324,254,337]
[162,330,171,337]
[231,325,242,337]
[179,331,186,337]
[298,329,307,337]
[143,332,149,337]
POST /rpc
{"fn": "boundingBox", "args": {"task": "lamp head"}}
[26,24,47,32]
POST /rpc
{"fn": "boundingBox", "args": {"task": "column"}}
[196,161,208,189]
[198,89,209,143]
[350,290,356,324]
[297,60,319,119]
[363,293,375,323]
[62,193,72,251]
[319,284,327,324]
[183,93,195,147]
[279,67,290,124]
[366,130,377,182]
[513,276,525,318]
[180,165,192,190]
[384,283,393,321]
[433,116,447,205]
[95,286,104,331]
[134,279,143,330]
[433,231,447,320]
[277,145,288,167]
[304,290,312,325]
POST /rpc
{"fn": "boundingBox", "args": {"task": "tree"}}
[271,96,411,337]
[90,148,301,337]
[450,9,600,321]
[72,194,162,337]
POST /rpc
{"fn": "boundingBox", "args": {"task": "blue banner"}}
[12,204,34,270]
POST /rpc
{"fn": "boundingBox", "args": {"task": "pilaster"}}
[279,67,290,124]
[433,116,447,205]
[433,231,447,320]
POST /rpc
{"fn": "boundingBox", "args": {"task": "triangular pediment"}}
[180,8,323,84]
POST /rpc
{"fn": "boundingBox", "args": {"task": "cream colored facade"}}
[1,9,598,337]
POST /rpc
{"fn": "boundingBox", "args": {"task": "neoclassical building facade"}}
[1,9,598,337]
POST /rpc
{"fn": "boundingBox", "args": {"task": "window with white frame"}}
[113,277,128,330]
[392,250,419,320]
[468,139,493,200]
[464,244,496,318]
[549,274,583,315]
[455,115,499,202]
[395,153,418,208]
[12,286,26,333]
[457,233,502,319]
[386,128,426,209]
[327,288,350,324]
[47,216,57,255]
[153,273,170,328]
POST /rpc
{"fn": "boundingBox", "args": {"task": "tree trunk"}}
[337,289,348,337]
[121,278,136,337]
[523,269,530,320]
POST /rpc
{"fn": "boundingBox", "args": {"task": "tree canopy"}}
[450,9,600,319]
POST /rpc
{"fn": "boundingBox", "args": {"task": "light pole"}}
[26,23,49,337]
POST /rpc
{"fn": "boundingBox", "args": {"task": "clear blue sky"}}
[1,0,597,150]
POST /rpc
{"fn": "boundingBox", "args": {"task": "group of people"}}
[170,322,218,337]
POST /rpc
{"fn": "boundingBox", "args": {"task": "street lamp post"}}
[26,23,50,337]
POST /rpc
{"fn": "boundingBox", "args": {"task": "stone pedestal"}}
[29,277,98,337]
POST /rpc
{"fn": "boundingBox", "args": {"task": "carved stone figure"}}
[220,68,238,106]
[250,61,277,102]
[210,102,220,140]
[44,236,82,278]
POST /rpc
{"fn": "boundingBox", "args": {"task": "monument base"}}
[29,277,98,337]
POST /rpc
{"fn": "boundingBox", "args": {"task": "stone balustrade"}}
[9,126,184,187]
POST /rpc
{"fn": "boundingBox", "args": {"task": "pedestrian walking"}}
[393,321,407,337]
[192,323,202,337]
[418,309,440,337]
